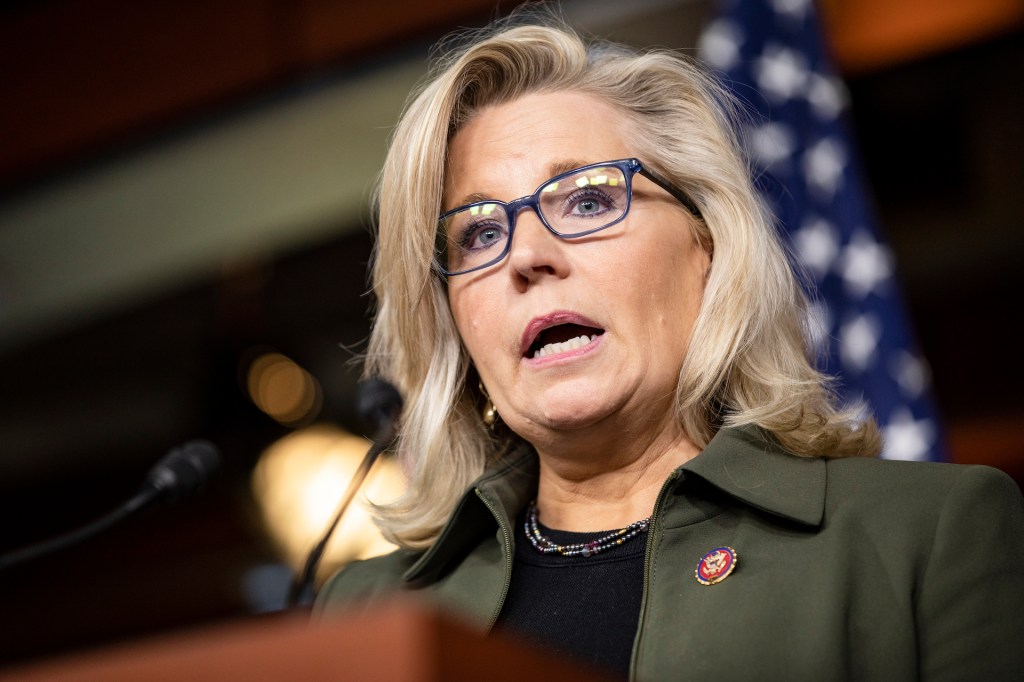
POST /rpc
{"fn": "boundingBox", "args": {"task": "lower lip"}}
[523,334,604,367]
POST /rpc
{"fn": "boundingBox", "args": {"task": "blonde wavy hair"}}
[366,15,881,549]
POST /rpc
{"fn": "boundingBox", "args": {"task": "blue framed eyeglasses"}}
[435,158,701,277]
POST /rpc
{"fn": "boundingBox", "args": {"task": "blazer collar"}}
[404,425,826,581]
[403,446,537,582]
[682,424,826,527]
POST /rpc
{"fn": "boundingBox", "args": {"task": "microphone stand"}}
[0,490,154,571]
[0,440,221,571]
[286,436,392,608]
[287,380,402,609]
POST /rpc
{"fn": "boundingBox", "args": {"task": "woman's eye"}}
[460,222,506,250]
[566,191,614,217]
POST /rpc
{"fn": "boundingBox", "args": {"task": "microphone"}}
[356,378,404,443]
[288,378,403,608]
[141,439,222,506]
[0,440,222,571]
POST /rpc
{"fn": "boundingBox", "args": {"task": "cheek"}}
[449,288,492,361]
[642,234,709,335]
[449,293,474,340]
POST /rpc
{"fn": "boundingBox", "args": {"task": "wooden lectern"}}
[2,598,616,681]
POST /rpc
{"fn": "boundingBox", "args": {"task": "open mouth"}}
[527,323,605,359]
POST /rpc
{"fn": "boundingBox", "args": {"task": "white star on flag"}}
[882,408,936,461]
[746,123,796,171]
[699,19,744,71]
[807,72,848,120]
[793,216,839,279]
[839,229,893,298]
[770,0,812,21]
[890,350,932,399]
[754,43,809,102]
[802,136,846,198]
[840,314,881,372]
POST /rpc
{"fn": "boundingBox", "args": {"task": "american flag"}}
[698,0,946,460]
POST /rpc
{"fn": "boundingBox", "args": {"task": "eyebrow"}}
[547,158,590,177]
[447,158,593,210]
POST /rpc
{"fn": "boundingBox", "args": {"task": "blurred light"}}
[245,352,322,426]
[251,425,404,578]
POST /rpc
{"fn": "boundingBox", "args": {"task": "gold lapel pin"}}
[695,546,738,585]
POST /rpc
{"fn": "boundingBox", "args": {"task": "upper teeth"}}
[533,334,592,358]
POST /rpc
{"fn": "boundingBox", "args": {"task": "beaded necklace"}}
[524,500,651,558]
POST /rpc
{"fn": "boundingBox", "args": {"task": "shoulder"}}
[818,457,1024,563]
[821,457,1022,523]
[313,549,423,619]
[817,459,1024,677]
[822,456,1022,510]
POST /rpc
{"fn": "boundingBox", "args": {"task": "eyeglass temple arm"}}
[638,166,703,220]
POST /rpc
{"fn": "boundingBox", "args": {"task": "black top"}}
[493,512,647,679]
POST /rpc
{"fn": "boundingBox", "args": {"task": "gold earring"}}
[479,381,498,428]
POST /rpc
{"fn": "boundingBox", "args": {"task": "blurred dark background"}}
[1,0,1022,667]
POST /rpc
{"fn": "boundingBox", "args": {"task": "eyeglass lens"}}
[437,163,631,275]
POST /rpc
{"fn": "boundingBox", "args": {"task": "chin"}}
[531,398,611,432]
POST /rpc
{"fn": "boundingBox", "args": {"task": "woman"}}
[316,15,1024,681]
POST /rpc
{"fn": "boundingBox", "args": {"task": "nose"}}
[506,205,571,284]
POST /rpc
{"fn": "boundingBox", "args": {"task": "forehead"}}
[444,91,633,205]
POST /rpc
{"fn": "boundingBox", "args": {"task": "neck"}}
[531,417,700,532]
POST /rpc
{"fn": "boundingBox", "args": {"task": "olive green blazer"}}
[316,426,1024,681]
